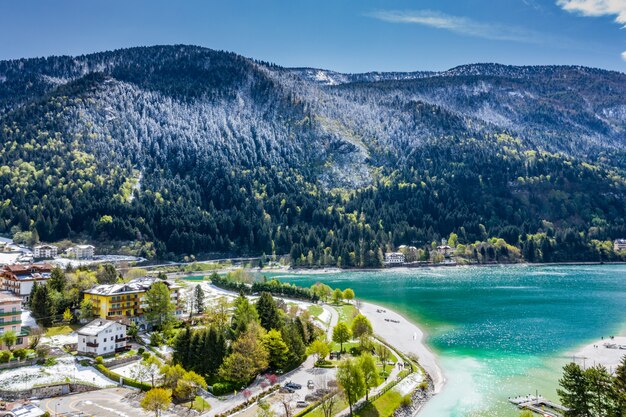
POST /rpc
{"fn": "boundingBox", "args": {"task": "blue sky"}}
[1,0,625,73]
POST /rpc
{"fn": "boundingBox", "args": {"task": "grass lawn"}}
[305,395,349,417]
[308,305,324,318]
[181,396,211,412]
[335,304,358,327]
[330,340,360,353]
[45,324,80,337]
[354,390,404,417]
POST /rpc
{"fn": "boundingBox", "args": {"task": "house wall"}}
[77,323,127,356]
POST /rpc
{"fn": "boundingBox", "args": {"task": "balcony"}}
[0,311,21,317]
[115,336,129,342]
[86,341,99,347]
[0,320,21,326]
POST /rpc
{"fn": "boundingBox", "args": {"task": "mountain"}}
[0,45,624,264]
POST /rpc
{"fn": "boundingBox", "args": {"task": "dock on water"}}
[509,395,569,417]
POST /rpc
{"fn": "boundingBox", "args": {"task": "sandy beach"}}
[573,336,626,373]
[359,301,445,393]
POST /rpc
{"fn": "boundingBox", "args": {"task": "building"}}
[614,239,626,252]
[437,245,452,257]
[0,291,29,350]
[83,277,183,327]
[77,318,128,357]
[0,264,53,304]
[33,244,58,259]
[384,252,405,265]
[66,244,95,259]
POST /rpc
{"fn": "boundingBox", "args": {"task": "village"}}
[0,241,434,417]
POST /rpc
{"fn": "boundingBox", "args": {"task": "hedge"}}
[94,363,152,391]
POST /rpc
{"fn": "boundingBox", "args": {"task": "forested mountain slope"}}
[0,45,624,264]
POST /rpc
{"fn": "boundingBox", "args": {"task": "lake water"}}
[268,264,626,417]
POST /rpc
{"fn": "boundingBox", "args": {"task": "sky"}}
[0,0,625,73]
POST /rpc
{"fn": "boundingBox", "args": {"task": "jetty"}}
[509,395,569,417]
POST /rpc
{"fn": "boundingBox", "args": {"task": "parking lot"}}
[38,387,178,417]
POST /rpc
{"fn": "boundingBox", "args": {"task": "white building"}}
[77,318,128,357]
[66,244,95,259]
[437,245,452,257]
[384,252,405,265]
[33,244,58,259]
[614,239,626,252]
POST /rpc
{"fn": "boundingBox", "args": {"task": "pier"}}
[509,394,568,417]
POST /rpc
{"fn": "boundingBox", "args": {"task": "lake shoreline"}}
[278,261,626,275]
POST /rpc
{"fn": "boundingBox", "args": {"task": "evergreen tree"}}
[194,285,205,315]
[31,283,54,327]
[173,327,192,367]
[48,267,66,292]
[558,362,591,417]
[256,292,282,331]
[204,327,227,381]
[231,293,259,336]
[282,320,306,369]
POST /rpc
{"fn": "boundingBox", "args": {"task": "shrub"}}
[138,347,145,355]
[95,356,104,364]
[0,351,11,363]
[150,332,163,347]
[211,382,236,396]
[401,394,412,407]
[43,357,57,366]
[12,348,28,361]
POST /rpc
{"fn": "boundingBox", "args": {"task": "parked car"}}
[296,401,309,408]
[285,381,302,390]
[279,387,295,393]
[307,380,314,389]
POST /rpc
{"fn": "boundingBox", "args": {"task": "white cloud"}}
[556,0,626,26]
[622,50,626,60]
[366,10,547,43]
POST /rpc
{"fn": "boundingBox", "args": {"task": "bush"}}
[0,351,11,363]
[12,348,28,361]
[150,332,163,347]
[142,351,151,360]
[43,357,57,367]
[401,394,412,407]
[95,356,104,364]
[211,382,236,396]
[138,347,145,355]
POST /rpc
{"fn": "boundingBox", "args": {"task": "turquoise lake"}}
[268,264,626,417]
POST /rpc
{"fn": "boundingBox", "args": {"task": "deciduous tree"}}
[140,387,171,417]
[337,358,366,416]
[332,322,351,353]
